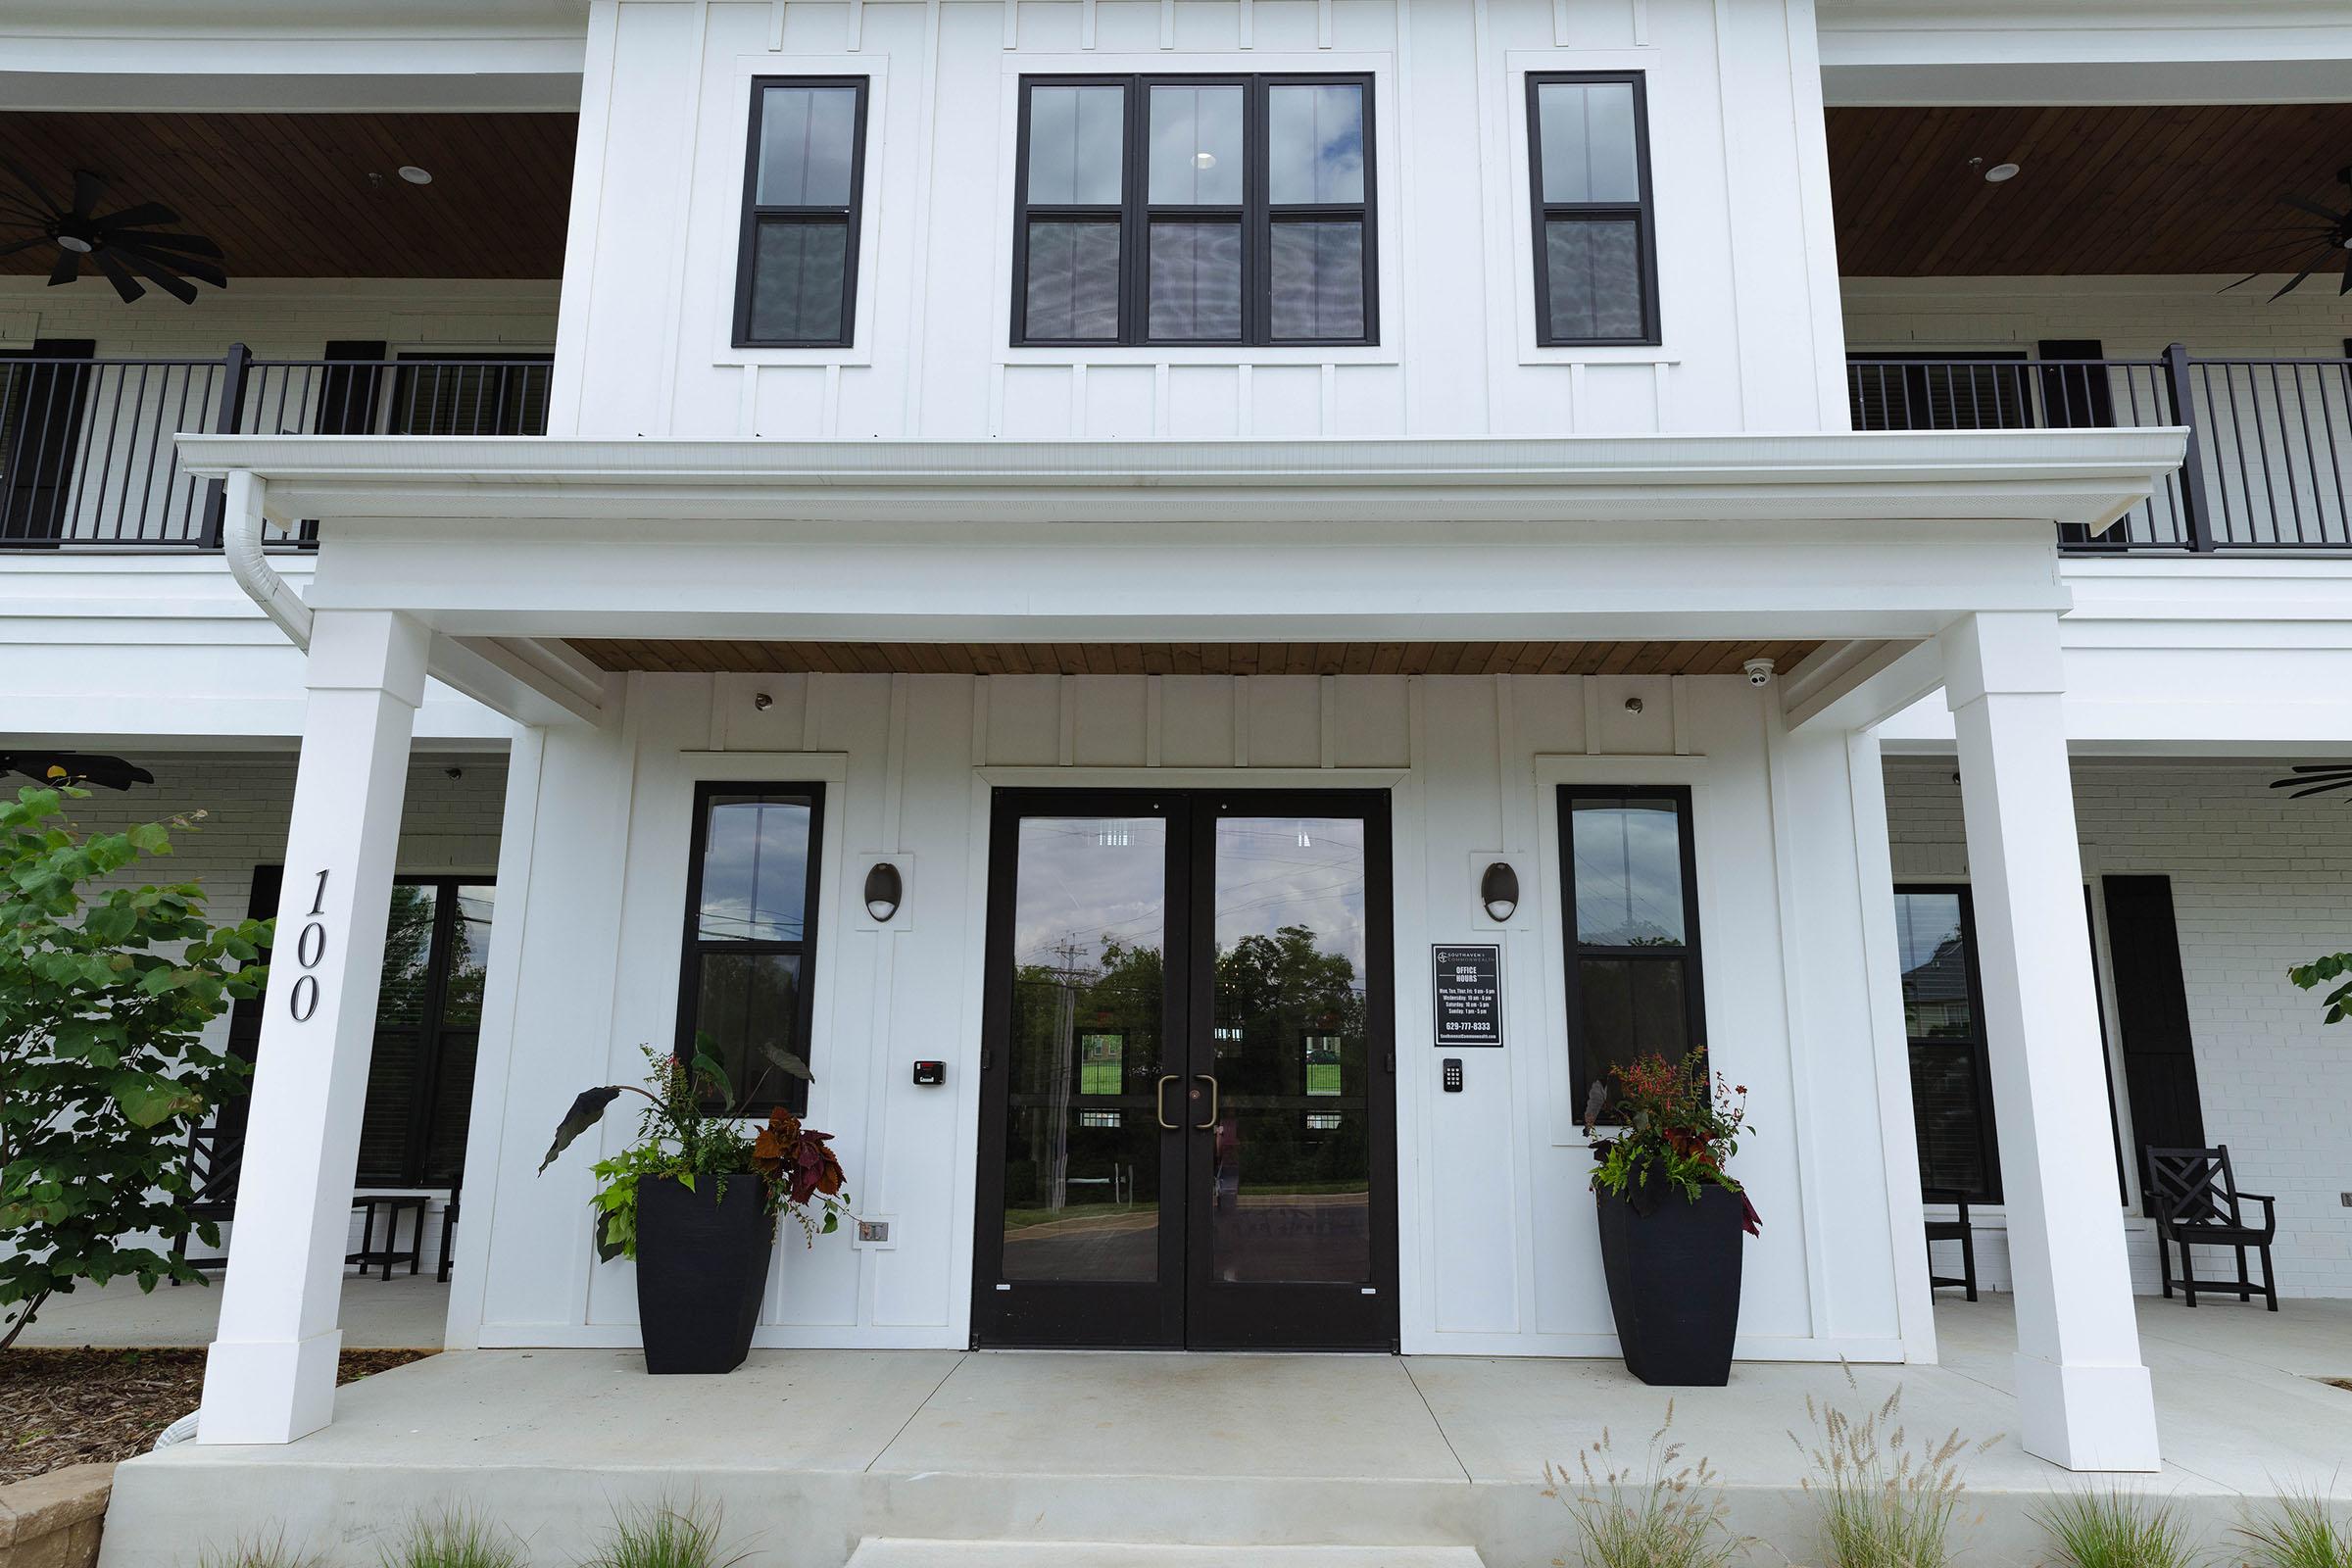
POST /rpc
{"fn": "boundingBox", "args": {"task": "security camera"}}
[1742,658,1775,688]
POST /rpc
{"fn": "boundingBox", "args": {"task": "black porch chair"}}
[1923,1187,1979,1301]
[169,1124,239,1279]
[2147,1146,2278,1310]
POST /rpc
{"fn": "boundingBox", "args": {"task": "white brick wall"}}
[1842,274,2352,362]
[1886,757,2352,1299]
[0,276,559,359]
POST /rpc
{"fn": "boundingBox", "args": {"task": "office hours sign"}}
[1432,944,1502,1046]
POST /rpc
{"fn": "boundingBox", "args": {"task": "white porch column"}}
[1940,611,2158,1472]
[199,610,430,1445]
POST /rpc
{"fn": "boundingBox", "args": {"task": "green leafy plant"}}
[1791,1370,1994,1568]
[1543,1405,1747,1568]
[2237,1490,2352,1568]
[540,1040,852,1260]
[378,1509,525,1568]
[581,1498,750,1568]
[2288,954,2352,1028]
[2036,1488,2201,1568]
[1,784,270,1351]
[1587,1050,1759,1230]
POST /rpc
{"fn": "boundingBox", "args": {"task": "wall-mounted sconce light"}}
[1480,860,1520,923]
[863,861,904,922]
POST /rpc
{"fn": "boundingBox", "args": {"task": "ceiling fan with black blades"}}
[2270,763,2352,801]
[0,162,227,304]
[2222,166,2352,301]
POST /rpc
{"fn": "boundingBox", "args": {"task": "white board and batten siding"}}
[553,0,1851,445]
[454,668,1925,1361]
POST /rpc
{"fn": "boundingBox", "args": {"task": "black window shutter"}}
[2099,874,2208,1200]
[212,863,285,1177]
[2037,339,2114,429]
[316,340,388,436]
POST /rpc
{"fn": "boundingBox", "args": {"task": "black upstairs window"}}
[1526,73,1659,346]
[734,78,870,348]
[1013,74,1377,347]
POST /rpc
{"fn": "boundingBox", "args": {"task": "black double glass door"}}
[973,789,1396,1350]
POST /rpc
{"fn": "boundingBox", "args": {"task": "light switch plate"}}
[854,1216,896,1250]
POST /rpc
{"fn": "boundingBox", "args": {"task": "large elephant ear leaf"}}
[758,1039,814,1084]
[540,1087,623,1174]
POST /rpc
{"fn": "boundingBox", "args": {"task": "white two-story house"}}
[4,0,2349,1554]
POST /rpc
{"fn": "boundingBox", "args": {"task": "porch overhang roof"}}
[178,428,2184,534]
[179,429,2184,731]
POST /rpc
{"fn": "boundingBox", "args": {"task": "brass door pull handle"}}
[1154,1074,1180,1131]
[1194,1073,1219,1131]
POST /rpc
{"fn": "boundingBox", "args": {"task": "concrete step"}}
[846,1544,1486,1568]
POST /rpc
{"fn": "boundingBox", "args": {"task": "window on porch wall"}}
[357,880,496,1189]
[1895,881,2138,1209]
[677,785,826,1113]
[1893,886,2001,1202]
[1558,788,1706,1118]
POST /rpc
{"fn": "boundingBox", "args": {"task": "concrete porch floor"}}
[15,1271,448,1350]
[99,1298,2352,1568]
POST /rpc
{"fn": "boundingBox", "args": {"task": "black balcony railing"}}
[1847,345,2352,552]
[5,340,2345,553]
[0,344,553,550]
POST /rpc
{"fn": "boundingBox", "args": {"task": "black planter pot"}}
[1594,1177,1745,1386]
[633,1173,775,1375]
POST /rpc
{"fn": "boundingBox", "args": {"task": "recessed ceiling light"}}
[1983,161,2022,183]
[397,165,433,185]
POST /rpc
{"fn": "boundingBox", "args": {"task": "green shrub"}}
[1544,1406,1746,1568]
[580,1499,748,1568]
[1791,1374,1993,1568]
[379,1509,526,1568]
[198,1534,318,1568]
[0,786,270,1351]
[2238,1491,2352,1568]
[2036,1488,2201,1568]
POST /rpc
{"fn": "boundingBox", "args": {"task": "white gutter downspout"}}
[220,468,313,652]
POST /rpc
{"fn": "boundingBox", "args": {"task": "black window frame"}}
[1009,72,1380,349]
[733,76,871,350]
[674,781,827,1114]
[1892,883,2003,1204]
[357,874,498,1191]
[1525,71,1661,348]
[1557,785,1706,1111]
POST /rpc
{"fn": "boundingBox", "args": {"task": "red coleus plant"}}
[755,1107,847,1210]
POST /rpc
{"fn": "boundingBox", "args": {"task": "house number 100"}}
[289,868,328,1023]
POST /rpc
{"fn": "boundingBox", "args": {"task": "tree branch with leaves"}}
[2289,952,2352,1028]
[1,785,270,1351]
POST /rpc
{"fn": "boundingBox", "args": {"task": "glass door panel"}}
[1185,794,1395,1350]
[976,797,1187,1347]
[1204,815,1373,1287]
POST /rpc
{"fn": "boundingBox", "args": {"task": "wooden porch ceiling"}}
[0,111,574,278]
[1828,102,2352,276]
[568,639,1824,678]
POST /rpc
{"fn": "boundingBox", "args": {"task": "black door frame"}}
[971,786,1398,1351]
[972,789,1190,1348]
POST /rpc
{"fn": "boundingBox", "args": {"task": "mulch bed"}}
[0,1347,430,1486]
